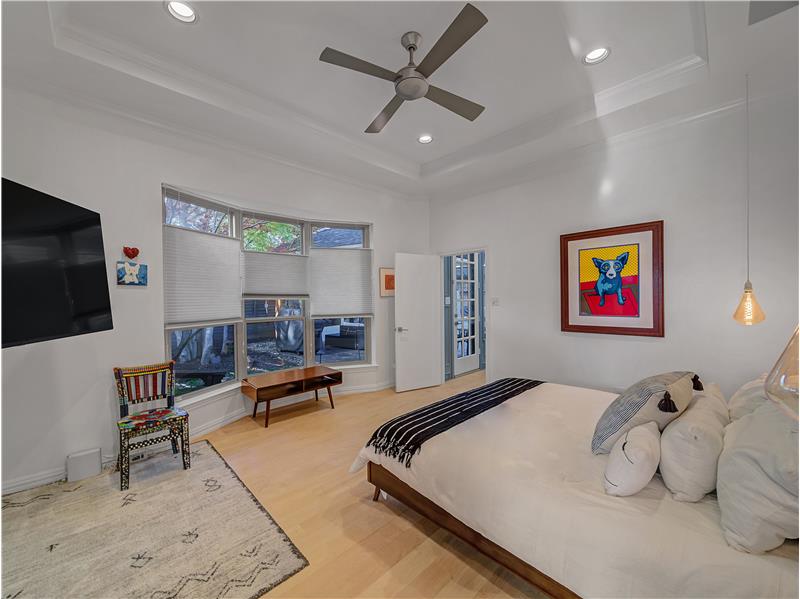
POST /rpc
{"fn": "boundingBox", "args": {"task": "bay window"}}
[162,185,373,398]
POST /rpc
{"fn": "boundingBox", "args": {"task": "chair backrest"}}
[113,361,175,417]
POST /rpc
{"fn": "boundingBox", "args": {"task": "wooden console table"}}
[241,366,343,428]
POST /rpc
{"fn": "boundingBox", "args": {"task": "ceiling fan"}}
[319,3,488,133]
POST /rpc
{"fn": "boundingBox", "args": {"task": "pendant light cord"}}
[745,74,751,282]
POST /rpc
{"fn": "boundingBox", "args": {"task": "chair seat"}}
[117,406,188,431]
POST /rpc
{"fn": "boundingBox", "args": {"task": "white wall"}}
[1,88,428,491]
[430,91,798,398]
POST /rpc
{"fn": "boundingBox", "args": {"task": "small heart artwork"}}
[123,246,140,260]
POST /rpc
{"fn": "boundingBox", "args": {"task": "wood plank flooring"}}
[202,371,547,599]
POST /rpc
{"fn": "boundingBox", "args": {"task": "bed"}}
[351,382,798,598]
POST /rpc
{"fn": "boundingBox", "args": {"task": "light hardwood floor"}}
[202,371,547,599]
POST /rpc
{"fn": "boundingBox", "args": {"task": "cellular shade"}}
[309,248,373,316]
[163,226,242,324]
[243,252,309,296]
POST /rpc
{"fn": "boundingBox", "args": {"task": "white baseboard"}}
[189,406,249,439]
[2,380,396,494]
[2,466,68,495]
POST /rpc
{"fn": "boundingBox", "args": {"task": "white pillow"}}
[660,384,730,502]
[717,401,799,553]
[728,375,768,421]
[604,421,661,497]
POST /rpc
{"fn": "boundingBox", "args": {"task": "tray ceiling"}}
[3,2,797,197]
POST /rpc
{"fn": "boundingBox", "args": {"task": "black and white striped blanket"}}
[366,378,544,467]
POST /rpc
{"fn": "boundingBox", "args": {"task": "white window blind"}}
[163,226,242,324]
[309,248,373,316]
[243,252,309,296]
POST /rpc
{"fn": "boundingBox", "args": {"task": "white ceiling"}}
[2,2,797,198]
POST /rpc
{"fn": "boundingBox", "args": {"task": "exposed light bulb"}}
[732,281,766,325]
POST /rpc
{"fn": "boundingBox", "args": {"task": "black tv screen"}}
[2,179,113,348]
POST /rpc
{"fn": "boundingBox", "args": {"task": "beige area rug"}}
[2,441,307,599]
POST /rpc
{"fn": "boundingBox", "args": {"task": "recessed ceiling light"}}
[165,1,196,23]
[582,47,610,65]
[418,134,433,144]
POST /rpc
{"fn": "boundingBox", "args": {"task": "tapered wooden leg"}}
[315,389,319,401]
[252,400,258,419]
[264,401,271,428]
[119,430,130,491]
[327,386,335,409]
[181,418,191,470]
[372,486,380,501]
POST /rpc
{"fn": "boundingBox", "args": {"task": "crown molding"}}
[45,3,713,190]
[2,75,429,202]
[47,7,421,183]
[428,96,744,203]
[594,54,708,117]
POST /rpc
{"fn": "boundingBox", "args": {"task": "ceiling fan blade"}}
[416,3,488,78]
[319,47,397,82]
[365,96,405,133]
[425,86,484,121]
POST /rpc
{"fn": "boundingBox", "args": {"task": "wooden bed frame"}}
[367,462,580,599]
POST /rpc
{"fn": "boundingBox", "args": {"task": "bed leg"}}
[372,486,381,501]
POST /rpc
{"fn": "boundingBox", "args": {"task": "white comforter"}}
[351,383,798,598]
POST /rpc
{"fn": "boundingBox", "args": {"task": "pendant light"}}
[733,74,766,325]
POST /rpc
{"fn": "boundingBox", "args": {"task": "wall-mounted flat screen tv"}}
[2,178,113,348]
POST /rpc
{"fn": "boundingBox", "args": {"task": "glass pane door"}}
[453,252,480,375]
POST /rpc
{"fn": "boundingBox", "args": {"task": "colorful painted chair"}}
[113,360,190,490]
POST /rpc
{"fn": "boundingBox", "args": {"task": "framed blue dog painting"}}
[561,221,663,336]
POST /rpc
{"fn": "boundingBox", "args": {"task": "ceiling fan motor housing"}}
[395,66,429,100]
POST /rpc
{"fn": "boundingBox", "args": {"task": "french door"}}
[452,252,480,375]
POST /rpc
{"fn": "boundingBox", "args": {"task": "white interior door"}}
[394,253,442,392]
[453,252,480,376]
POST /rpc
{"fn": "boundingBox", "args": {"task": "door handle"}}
[396,326,408,333]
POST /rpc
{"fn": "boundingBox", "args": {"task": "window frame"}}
[164,320,242,398]
[312,316,372,367]
[162,188,237,238]
[162,187,374,400]
[309,222,370,250]
[243,297,308,376]
[241,212,305,256]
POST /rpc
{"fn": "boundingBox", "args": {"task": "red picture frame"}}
[560,221,664,337]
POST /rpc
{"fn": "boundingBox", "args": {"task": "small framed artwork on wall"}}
[560,220,663,336]
[379,267,395,297]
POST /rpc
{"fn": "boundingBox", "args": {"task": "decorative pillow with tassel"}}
[592,371,702,454]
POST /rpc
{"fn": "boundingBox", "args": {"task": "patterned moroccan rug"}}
[2,441,307,599]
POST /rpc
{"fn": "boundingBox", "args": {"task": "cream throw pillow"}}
[604,421,661,497]
[717,401,799,553]
[728,375,768,421]
[660,384,729,502]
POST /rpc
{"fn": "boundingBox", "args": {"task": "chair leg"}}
[372,486,380,501]
[171,435,179,455]
[315,389,319,401]
[119,430,130,491]
[181,418,191,470]
[327,386,335,409]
